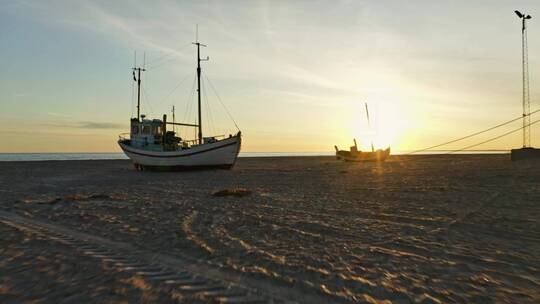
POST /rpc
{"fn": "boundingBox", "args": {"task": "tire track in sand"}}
[0,210,328,304]
[182,209,413,303]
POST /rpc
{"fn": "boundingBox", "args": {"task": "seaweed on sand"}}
[211,188,252,197]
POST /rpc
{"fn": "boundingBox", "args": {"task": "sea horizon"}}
[0,150,510,162]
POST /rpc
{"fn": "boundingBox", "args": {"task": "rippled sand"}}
[1,155,539,303]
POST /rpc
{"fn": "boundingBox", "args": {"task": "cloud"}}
[45,121,125,129]
[78,122,125,129]
[47,112,69,117]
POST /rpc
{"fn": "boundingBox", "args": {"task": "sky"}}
[1,0,539,153]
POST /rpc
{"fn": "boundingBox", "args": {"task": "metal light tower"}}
[515,10,532,147]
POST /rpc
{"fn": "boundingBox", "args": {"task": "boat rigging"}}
[118,34,242,171]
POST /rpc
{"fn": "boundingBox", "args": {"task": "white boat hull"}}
[118,134,241,170]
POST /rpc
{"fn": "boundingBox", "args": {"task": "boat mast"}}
[133,66,145,121]
[365,103,375,152]
[193,27,208,145]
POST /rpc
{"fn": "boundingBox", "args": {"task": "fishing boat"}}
[118,40,241,170]
[334,103,390,162]
[335,140,390,162]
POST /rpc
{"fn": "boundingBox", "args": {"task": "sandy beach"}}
[1,155,539,303]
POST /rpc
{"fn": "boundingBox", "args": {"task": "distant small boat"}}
[335,140,390,162]
[334,103,390,162]
[118,38,241,170]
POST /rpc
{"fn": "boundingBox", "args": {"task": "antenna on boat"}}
[365,102,375,152]
[172,105,176,133]
[131,51,136,118]
[192,25,209,145]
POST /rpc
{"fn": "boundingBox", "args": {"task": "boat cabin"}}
[128,115,218,152]
[129,116,166,149]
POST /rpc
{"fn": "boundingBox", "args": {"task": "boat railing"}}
[182,135,228,144]
[183,139,199,144]
[118,133,130,141]
[119,133,234,144]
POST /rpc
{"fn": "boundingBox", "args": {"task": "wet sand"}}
[1,155,539,303]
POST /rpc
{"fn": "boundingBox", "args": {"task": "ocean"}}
[0,150,508,161]
[0,152,336,162]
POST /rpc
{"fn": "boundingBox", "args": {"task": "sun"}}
[345,100,410,152]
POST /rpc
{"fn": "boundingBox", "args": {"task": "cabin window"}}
[142,125,151,134]
[131,125,139,134]
[151,126,163,135]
